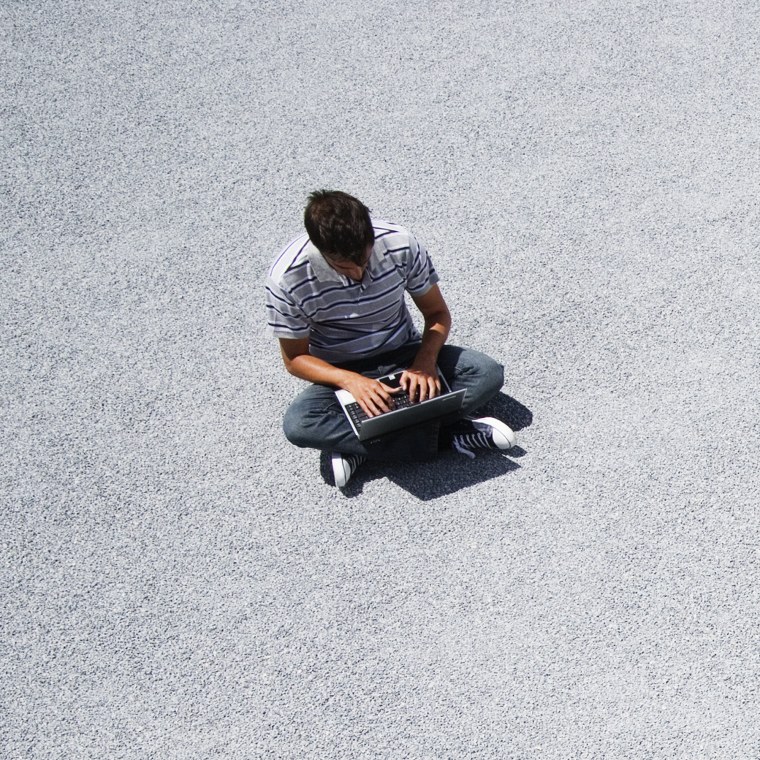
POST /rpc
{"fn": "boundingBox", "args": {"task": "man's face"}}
[325,243,373,282]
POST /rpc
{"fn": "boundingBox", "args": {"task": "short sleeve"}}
[404,232,439,295]
[265,278,311,339]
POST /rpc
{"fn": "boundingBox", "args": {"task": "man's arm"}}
[278,337,399,417]
[402,284,452,402]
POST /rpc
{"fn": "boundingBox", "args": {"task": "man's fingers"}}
[360,394,386,418]
[375,382,401,410]
[403,378,418,401]
[361,401,379,418]
[362,381,396,416]
[359,374,439,415]
[419,376,438,402]
[399,371,441,403]
[417,377,428,403]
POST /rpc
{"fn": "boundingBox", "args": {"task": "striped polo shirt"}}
[266,220,439,364]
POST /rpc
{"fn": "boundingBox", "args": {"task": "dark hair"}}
[304,190,374,263]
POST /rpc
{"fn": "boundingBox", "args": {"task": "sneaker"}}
[331,453,366,488]
[451,417,516,459]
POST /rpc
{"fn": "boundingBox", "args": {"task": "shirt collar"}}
[306,241,342,282]
[306,240,379,284]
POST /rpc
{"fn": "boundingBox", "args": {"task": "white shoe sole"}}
[331,453,351,488]
[470,417,516,450]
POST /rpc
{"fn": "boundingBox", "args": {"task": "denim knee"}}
[455,353,505,415]
[282,405,310,448]
[482,358,505,396]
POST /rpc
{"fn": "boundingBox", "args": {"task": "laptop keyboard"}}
[345,391,416,427]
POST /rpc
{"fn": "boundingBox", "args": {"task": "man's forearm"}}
[412,313,451,369]
[284,353,355,389]
[282,350,400,416]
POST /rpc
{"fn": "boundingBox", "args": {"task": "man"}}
[266,190,516,487]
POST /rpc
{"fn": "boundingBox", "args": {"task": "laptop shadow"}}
[385,448,524,500]
[332,393,533,501]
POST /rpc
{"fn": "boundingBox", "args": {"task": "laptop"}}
[335,368,466,441]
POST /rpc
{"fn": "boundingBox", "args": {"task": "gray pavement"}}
[3,1,760,757]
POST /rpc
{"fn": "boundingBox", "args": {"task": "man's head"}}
[304,190,374,265]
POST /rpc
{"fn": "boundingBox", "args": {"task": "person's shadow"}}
[325,393,533,500]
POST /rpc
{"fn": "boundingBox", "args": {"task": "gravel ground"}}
[3,1,759,757]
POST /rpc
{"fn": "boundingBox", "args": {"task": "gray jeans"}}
[282,343,504,462]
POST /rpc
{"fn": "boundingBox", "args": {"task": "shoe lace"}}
[346,454,364,473]
[452,431,491,458]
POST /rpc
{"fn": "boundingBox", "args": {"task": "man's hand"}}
[400,363,441,403]
[342,373,401,418]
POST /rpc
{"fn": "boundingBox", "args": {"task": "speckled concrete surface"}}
[3,1,760,757]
